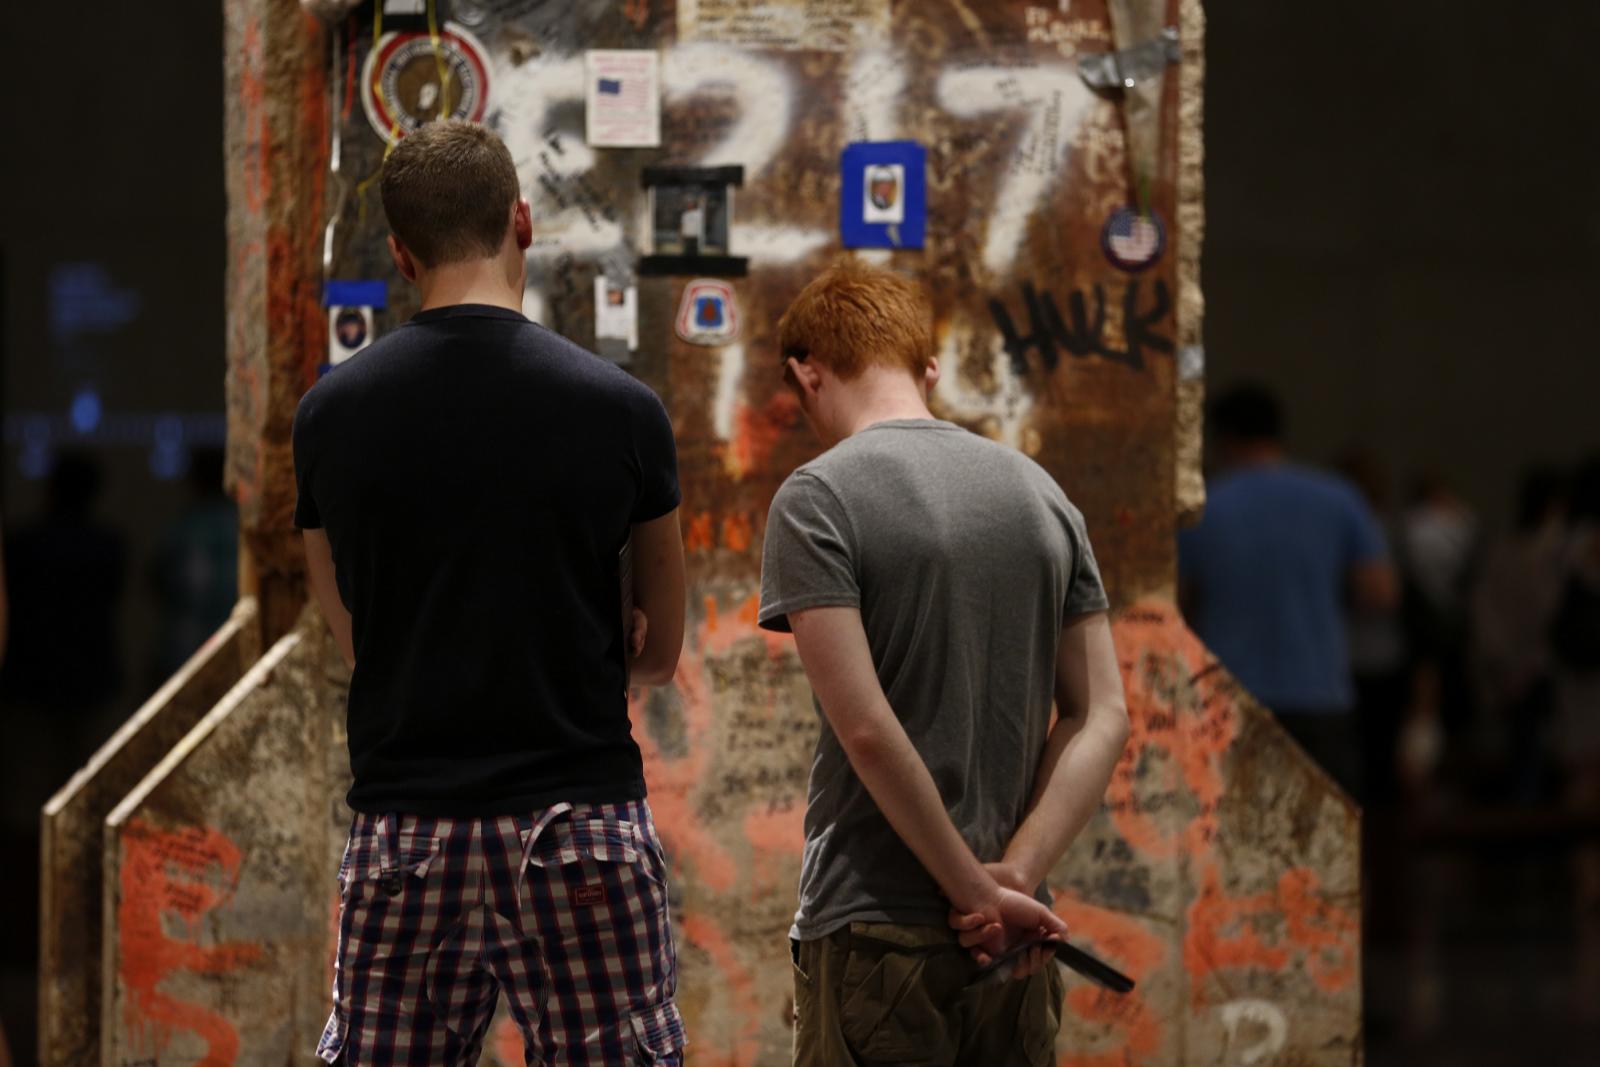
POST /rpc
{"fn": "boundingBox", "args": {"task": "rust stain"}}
[240,16,270,217]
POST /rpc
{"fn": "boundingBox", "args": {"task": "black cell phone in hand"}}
[969,935,1136,994]
[1051,940,1136,993]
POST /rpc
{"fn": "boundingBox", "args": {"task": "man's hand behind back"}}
[948,863,1061,979]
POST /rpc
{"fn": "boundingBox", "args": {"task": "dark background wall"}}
[0,4,226,1062]
[1204,3,1600,528]
[0,2,226,700]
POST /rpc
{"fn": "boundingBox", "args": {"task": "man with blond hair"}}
[759,262,1129,1065]
[294,120,687,1066]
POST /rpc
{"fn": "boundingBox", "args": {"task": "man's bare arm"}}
[789,605,1068,937]
[999,610,1129,887]
[303,529,355,669]
[629,509,686,686]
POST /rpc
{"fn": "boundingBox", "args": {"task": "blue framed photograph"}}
[840,141,926,249]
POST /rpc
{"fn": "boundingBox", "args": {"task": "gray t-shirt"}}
[758,418,1108,940]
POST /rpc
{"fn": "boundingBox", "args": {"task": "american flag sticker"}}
[1101,206,1166,272]
[597,77,622,94]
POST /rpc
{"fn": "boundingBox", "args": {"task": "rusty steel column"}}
[222,0,328,643]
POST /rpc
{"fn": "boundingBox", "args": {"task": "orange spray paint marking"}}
[492,1014,523,1064]
[1107,601,1239,859]
[679,911,761,1067]
[633,596,738,892]
[684,511,715,553]
[741,802,805,894]
[720,512,753,553]
[117,819,263,1066]
[1185,860,1356,994]
[1052,897,1167,1067]
[729,392,799,481]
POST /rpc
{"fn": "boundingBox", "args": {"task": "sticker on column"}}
[675,279,738,346]
[361,21,491,144]
[1101,206,1166,272]
[841,141,926,249]
[324,280,388,373]
[595,275,638,363]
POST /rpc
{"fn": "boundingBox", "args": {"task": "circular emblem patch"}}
[1100,206,1166,273]
[361,23,491,145]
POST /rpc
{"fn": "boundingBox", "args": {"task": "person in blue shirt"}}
[1179,384,1397,798]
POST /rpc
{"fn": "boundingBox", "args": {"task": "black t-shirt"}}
[293,304,679,815]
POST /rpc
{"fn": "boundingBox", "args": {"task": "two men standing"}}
[295,120,1126,1066]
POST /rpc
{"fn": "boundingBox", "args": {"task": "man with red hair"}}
[760,262,1129,1065]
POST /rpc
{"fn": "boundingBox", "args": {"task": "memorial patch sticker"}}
[1101,206,1166,272]
[361,22,491,144]
[675,279,738,345]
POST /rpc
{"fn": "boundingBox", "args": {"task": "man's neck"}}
[415,258,523,314]
[1221,441,1286,471]
[835,370,935,440]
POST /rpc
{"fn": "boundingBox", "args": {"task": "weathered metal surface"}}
[100,621,343,1067]
[38,600,260,1067]
[1052,599,1360,1064]
[1174,0,1206,524]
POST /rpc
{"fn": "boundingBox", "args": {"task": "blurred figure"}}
[1179,384,1397,799]
[149,447,238,682]
[1471,466,1569,801]
[1,450,126,769]
[0,451,124,1067]
[1338,448,1412,806]
[1551,456,1600,1020]
[1397,472,1481,776]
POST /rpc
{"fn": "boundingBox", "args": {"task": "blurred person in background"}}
[1338,448,1412,807]
[1,451,126,806]
[1179,384,1397,800]
[0,450,124,1065]
[149,447,237,682]
[1397,472,1481,784]
[1551,456,1600,1020]
[1471,466,1569,802]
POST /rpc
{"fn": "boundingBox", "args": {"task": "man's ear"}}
[923,355,940,396]
[786,357,822,400]
[388,234,418,283]
[512,198,533,251]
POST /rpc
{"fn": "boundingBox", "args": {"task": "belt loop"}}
[382,811,401,871]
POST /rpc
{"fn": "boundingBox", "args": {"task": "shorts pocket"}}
[629,1001,687,1065]
[525,818,640,867]
[838,946,953,1063]
[1018,962,1065,1066]
[340,836,441,903]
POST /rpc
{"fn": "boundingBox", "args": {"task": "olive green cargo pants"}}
[791,922,1064,1066]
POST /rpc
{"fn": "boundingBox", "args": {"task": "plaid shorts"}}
[317,800,685,1066]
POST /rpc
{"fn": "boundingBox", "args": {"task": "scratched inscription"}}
[678,0,889,51]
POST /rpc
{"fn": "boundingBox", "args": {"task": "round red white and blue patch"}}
[360,22,491,145]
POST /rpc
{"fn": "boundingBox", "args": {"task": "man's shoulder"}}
[1208,464,1369,528]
